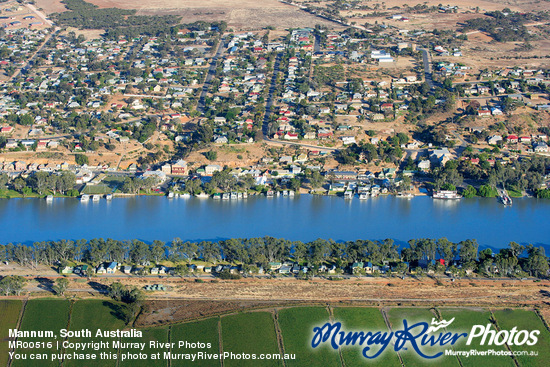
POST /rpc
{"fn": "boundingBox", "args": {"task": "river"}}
[1,195,549,250]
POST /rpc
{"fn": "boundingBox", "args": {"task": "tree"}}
[204,150,217,161]
[75,154,89,166]
[52,277,70,296]
[524,245,549,278]
[0,275,27,296]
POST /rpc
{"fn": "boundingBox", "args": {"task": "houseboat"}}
[196,192,209,198]
[242,192,248,198]
[359,192,368,200]
[237,192,243,199]
[212,193,221,200]
[396,192,414,198]
[266,190,274,198]
[230,192,237,200]
[106,194,113,200]
[181,193,191,198]
[433,190,462,199]
[80,194,90,202]
[222,193,230,200]
[92,195,101,202]
[289,190,295,197]
[344,190,353,199]
[45,195,53,202]
[167,192,175,198]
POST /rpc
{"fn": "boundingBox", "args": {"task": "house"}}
[106,262,117,274]
[1,126,13,134]
[269,262,282,270]
[534,142,549,153]
[171,160,187,175]
[487,135,503,145]
[73,265,88,275]
[204,165,221,175]
[506,135,519,143]
[341,136,356,145]
[96,264,106,274]
[59,266,73,274]
[351,262,364,273]
[122,266,132,274]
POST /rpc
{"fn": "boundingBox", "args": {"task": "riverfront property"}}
[0,195,549,249]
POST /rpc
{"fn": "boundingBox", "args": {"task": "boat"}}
[92,195,101,202]
[222,193,230,200]
[344,190,353,199]
[289,190,294,197]
[499,189,512,206]
[230,192,237,200]
[46,195,53,202]
[196,192,209,198]
[396,192,414,198]
[106,194,113,200]
[359,192,368,200]
[213,193,221,200]
[266,190,274,198]
[282,190,288,197]
[433,190,462,199]
[80,194,90,202]
[181,193,191,198]
[237,192,243,199]
[167,192,175,198]
[242,192,248,199]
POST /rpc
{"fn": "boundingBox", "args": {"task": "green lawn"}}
[278,307,341,367]
[333,307,401,367]
[221,312,282,367]
[0,300,22,367]
[170,318,221,367]
[438,308,515,367]
[13,299,71,367]
[120,327,168,367]
[387,307,460,367]
[493,309,550,367]
[81,184,112,195]
[65,300,128,367]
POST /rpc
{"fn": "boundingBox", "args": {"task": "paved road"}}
[11,28,60,82]
[261,53,283,139]
[417,47,435,89]
[197,37,226,112]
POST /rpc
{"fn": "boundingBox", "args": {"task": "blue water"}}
[1,195,549,250]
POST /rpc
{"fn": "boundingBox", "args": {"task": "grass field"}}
[3,300,550,367]
[0,300,22,367]
[387,308,460,367]
[493,309,550,367]
[170,318,221,367]
[120,327,169,367]
[13,299,71,367]
[221,312,282,367]
[65,300,128,367]
[438,308,515,367]
[333,307,401,367]
[278,307,341,367]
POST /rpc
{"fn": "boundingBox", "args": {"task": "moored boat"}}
[433,190,462,199]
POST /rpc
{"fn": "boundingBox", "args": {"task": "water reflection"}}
[0,195,548,249]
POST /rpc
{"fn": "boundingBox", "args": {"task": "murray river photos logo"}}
[311,318,540,359]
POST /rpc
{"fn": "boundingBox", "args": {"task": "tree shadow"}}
[102,301,129,323]
[35,277,54,293]
[88,281,108,293]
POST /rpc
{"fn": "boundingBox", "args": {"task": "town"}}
[0,0,548,204]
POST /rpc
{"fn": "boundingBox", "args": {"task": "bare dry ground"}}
[34,0,67,14]
[76,276,550,325]
[74,0,340,29]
